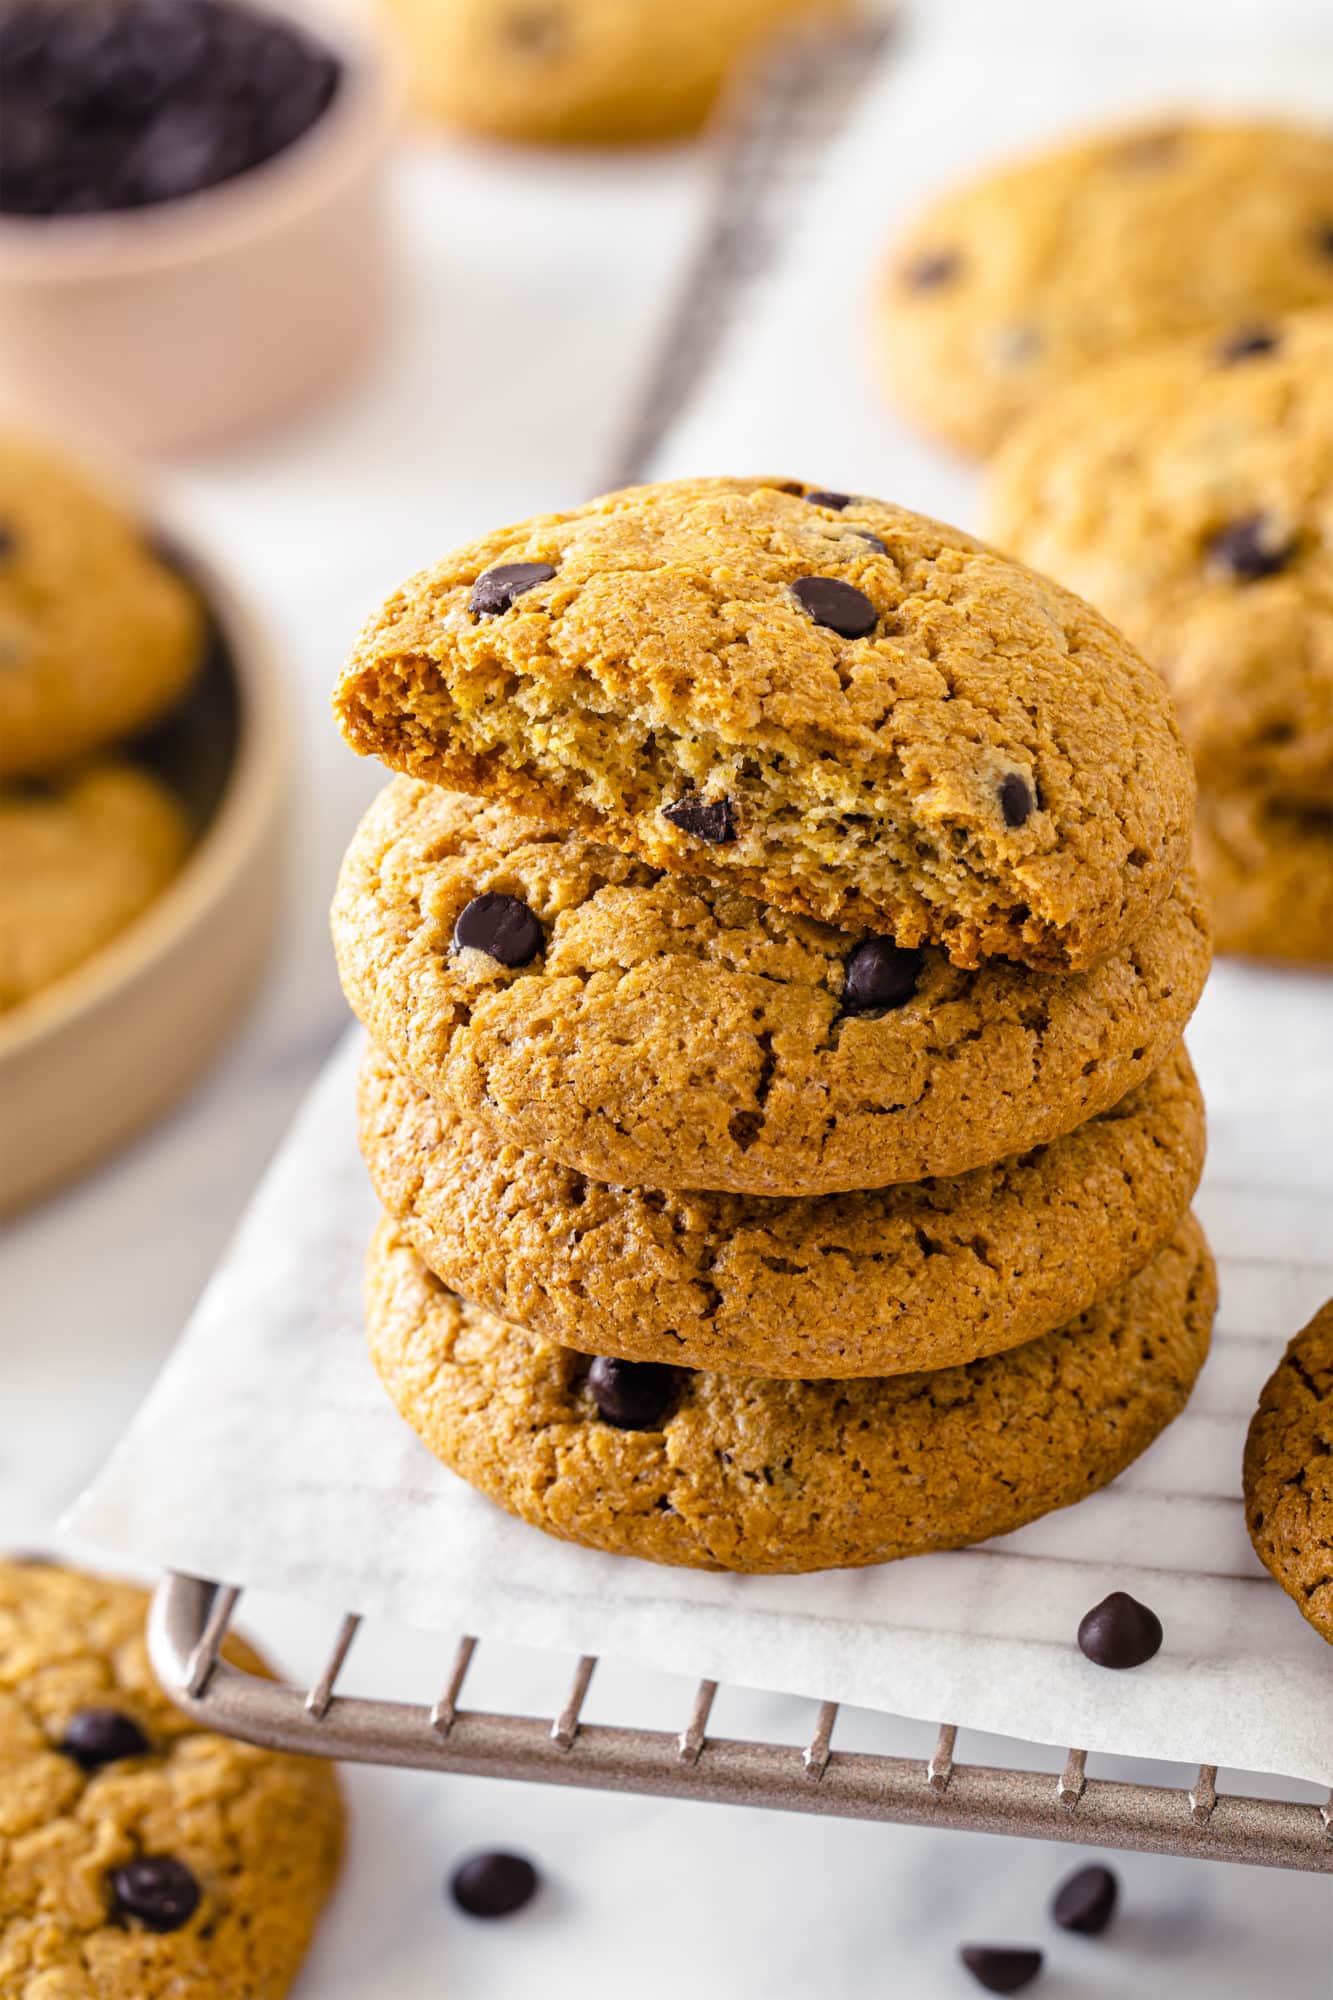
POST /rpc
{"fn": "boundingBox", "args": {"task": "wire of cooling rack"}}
[150,1572,1333,1875]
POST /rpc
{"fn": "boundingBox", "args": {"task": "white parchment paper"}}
[67,0,1333,1784]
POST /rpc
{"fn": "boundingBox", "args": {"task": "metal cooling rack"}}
[150,1572,1333,1874]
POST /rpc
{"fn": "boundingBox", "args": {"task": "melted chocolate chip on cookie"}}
[1216,323,1281,364]
[902,248,960,290]
[453,893,544,967]
[662,794,736,844]
[842,938,923,1015]
[999,773,1036,828]
[468,561,556,616]
[60,1708,150,1771]
[109,1855,201,1933]
[588,1356,679,1430]
[792,575,878,639]
[1206,513,1298,582]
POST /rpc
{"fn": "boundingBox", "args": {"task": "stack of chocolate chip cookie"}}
[331,475,1217,1575]
[986,310,1333,965]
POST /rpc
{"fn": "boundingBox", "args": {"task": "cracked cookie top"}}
[1244,1299,1333,1646]
[333,476,1194,974]
[874,118,1333,456]
[332,779,1211,1197]
[0,1561,342,1999]
[987,309,1333,799]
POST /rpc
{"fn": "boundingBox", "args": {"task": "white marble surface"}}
[3,78,1331,2000]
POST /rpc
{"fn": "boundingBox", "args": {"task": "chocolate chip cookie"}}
[0,761,190,1011]
[359,1039,1205,1377]
[366,1213,1215,1573]
[384,0,842,146]
[986,309,1333,799]
[875,119,1333,456]
[332,779,1211,1198]
[1244,1299,1333,1646]
[0,436,203,778]
[0,1560,342,1997]
[1193,785,1333,964]
[333,477,1194,973]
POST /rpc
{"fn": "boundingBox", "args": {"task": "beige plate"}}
[0,538,289,1216]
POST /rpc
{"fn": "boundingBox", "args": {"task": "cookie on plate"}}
[0,1560,342,1997]
[1244,1299,1333,1645]
[333,477,1194,973]
[1193,786,1333,964]
[986,309,1333,798]
[0,761,190,1012]
[367,1213,1215,1573]
[0,436,203,779]
[359,1039,1205,1377]
[385,0,843,146]
[874,119,1333,456]
[332,779,1211,1198]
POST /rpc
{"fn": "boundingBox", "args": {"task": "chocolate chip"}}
[1315,223,1333,259]
[842,938,923,1015]
[805,489,853,510]
[453,892,544,967]
[1077,1590,1163,1669]
[902,248,960,290]
[1206,514,1298,582]
[109,1855,201,1932]
[588,1356,679,1430]
[959,1945,1043,1994]
[1216,324,1280,364]
[1052,1862,1118,1935]
[450,1850,539,1918]
[792,576,878,639]
[60,1708,150,1771]
[855,530,889,554]
[999,773,1034,827]
[661,795,736,844]
[467,561,556,616]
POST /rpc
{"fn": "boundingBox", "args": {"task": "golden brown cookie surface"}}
[332,780,1211,1197]
[1244,1300,1333,1646]
[0,762,190,1012]
[875,119,1333,456]
[367,1215,1215,1574]
[987,310,1333,799]
[359,1040,1205,1377]
[0,437,203,779]
[1193,786,1333,964]
[334,477,1194,973]
[0,1561,342,1999]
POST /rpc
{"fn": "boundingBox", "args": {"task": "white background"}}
[4,3,1333,1992]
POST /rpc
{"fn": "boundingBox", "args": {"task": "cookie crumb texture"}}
[332,780,1211,1197]
[385,0,842,145]
[0,762,190,1011]
[0,437,203,779]
[1244,1300,1333,1645]
[366,1215,1215,1573]
[875,118,1333,456]
[0,1562,342,1999]
[333,478,1193,973]
[986,310,1333,797]
[359,1041,1205,1377]
[1193,786,1333,964]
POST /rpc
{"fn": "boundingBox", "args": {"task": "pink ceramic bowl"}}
[0,0,398,455]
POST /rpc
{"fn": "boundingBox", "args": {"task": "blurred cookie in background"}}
[0,762,189,1013]
[0,434,204,778]
[986,309,1333,964]
[385,0,848,145]
[873,119,1333,456]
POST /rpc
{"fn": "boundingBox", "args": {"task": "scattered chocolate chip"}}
[1205,513,1298,582]
[453,892,544,967]
[450,1850,538,1918]
[902,247,960,290]
[959,1945,1043,1994]
[109,1855,201,1933]
[467,561,556,616]
[0,0,341,216]
[792,575,878,640]
[1052,1862,1118,1935]
[661,794,736,844]
[1077,1591,1163,1669]
[842,938,923,1015]
[1216,323,1280,364]
[588,1356,679,1430]
[60,1708,150,1771]
[855,530,889,554]
[805,489,853,510]
[999,773,1035,828]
